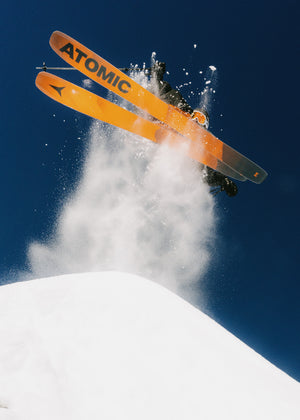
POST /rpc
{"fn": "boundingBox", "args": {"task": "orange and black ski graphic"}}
[36,72,248,181]
[49,31,267,184]
[50,84,65,96]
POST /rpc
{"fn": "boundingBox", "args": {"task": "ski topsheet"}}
[36,72,248,181]
[49,31,267,184]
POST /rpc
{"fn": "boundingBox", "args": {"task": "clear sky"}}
[1,0,299,381]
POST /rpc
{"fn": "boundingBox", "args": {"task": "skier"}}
[151,62,238,197]
[151,62,194,115]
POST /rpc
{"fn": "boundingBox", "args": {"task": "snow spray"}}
[28,72,217,293]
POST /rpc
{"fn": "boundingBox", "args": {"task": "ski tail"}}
[35,72,247,181]
[163,108,268,184]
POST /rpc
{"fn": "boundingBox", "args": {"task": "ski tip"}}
[50,30,64,38]
[49,30,61,48]
[49,30,70,51]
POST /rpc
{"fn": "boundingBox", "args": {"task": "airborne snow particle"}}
[82,79,93,89]
[209,65,217,71]
[194,44,197,48]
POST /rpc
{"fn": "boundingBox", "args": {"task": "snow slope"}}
[0,272,299,419]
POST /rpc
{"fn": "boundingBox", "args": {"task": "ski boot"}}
[191,108,209,129]
[203,167,238,197]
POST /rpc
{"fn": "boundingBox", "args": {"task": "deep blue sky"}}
[1,0,299,381]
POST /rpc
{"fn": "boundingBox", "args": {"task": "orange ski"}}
[49,31,267,184]
[35,72,248,181]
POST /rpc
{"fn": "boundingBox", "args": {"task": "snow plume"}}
[28,74,216,293]
[198,65,218,114]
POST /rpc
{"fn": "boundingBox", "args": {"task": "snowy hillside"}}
[0,272,299,419]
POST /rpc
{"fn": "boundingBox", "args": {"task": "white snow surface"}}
[0,272,299,420]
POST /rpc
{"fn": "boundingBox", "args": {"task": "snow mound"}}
[0,272,299,419]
